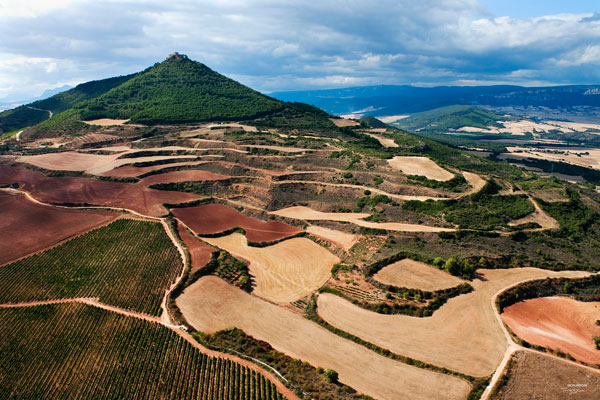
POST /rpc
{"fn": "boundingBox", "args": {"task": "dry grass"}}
[387,156,454,181]
[202,233,338,304]
[508,197,558,230]
[329,118,360,127]
[373,259,465,291]
[177,276,472,400]
[492,351,600,400]
[272,206,454,233]
[363,132,398,148]
[16,151,197,175]
[502,297,600,364]
[81,118,130,126]
[306,225,359,251]
[317,268,590,376]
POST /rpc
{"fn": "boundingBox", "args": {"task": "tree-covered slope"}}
[0,74,136,133]
[74,53,285,124]
[393,105,504,133]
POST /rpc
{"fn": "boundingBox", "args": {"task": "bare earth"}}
[508,197,558,230]
[306,225,359,251]
[177,276,472,400]
[317,268,590,376]
[202,233,339,304]
[501,297,600,364]
[373,259,466,291]
[0,191,118,265]
[272,206,455,233]
[500,147,600,171]
[329,118,360,127]
[388,156,454,181]
[363,132,398,148]
[16,151,197,175]
[492,351,600,400]
[82,118,130,126]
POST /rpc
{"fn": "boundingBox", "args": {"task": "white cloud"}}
[0,0,599,102]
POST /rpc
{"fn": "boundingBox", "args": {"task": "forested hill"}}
[0,74,136,134]
[72,53,285,124]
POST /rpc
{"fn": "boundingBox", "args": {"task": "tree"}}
[444,256,461,276]
[323,369,339,384]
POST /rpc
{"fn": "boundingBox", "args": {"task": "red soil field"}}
[0,164,201,217]
[502,296,600,364]
[139,170,229,186]
[177,224,215,274]
[0,191,118,265]
[173,203,302,243]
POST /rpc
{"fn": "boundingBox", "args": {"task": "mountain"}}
[394,105,505,133]
[73,52,284,124]
[271,84,600,116]
[0,75,135,134]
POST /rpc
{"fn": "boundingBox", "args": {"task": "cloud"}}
[0,0,599,102]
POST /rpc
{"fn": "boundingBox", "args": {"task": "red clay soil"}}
[502,296,600,364]
[0,164,201,217]
[139,170,229,186]
[177,224,216,274]
[0,191,118,265]
[173,203,302,243]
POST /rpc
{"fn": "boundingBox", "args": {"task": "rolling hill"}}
[73,52,284,124]
[0,74,136,134]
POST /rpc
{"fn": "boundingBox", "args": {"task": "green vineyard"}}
[0,219,181,316]
[0,303,284,400]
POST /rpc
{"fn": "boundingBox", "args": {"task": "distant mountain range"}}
[271,85,600,116]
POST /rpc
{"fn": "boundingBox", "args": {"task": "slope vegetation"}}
[74,53,284,124]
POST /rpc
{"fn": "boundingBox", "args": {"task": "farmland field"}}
[177,276,472,400]
[173,203,302,243]
[317,268,590,376]
[0,302,284,400]
[0,219,181,316]
[203,233,338,303]
[501,297,600,364]
[0,191,118,265]
[0,164,201,217]
[373,259,465,291]
[491,351,600,400]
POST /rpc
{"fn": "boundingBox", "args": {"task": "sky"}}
[0,0,599,105]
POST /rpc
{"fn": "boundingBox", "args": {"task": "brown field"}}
[492,351,600,400]
[173,203,301,243]
[329,118,360,127]
[499,147,600,171]
[317,268,590,376]
[306,225,359,251]
[0,191,118,265]
[177,276,472,400]
[271,206,454,232]
[202,233,338,303]
[387,156,454,181]
[70,133,119,146]
[0,164,201,217]
[373,259,465,291]
[502,297,600,364]
[16,151,197,175]
[462,171,487,195]
[82,118,130,126]
[177,224,215,274]
[139,170,229,186]
[100,160,214,178]
[364,131,398,148]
